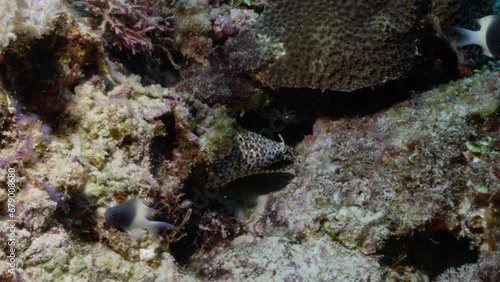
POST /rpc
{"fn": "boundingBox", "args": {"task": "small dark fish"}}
[105,198,175,240]
[453,15,500,59]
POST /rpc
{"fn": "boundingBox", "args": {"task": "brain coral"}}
[253,0,423,92]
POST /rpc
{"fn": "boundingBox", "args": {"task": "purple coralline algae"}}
[210,8,258,40]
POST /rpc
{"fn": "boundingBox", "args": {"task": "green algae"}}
[200,106,238,163]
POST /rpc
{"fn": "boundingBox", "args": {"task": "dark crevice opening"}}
[218,172,294,211]
[58,189,100,243]
[379,229,479,279]
[237,79,415,147]
[148,112,177,177]
[169,172,293,266]
[236,23,461,146]
[107,48,181,88]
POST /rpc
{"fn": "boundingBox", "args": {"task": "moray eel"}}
[193,130,295,190]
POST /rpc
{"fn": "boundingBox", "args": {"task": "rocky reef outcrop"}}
[193,67,500,281]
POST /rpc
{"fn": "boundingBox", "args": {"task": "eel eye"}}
[111,212,117,218]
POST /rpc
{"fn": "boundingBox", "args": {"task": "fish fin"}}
[452,27,481,47]
[481,46,494,58]
[133,198,157,220]
[129,228,147,239]
[146,221,176,240]
[146,207,156,220]
[476,15,496,28]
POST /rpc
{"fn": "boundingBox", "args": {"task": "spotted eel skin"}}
[193,130,294,190]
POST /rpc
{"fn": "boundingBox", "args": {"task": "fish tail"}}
[146,221,176,240]
[452,27,481,47]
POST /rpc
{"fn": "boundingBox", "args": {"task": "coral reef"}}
[194,231,382,281]
[0,68,191,280]
[1,12,102,115]
[176,30,276,104]
[0,99,51,171]
[210,8,258,40]
[1,0,499,281]
[435,264,480,281]
[198,106,237,163]
[0,87,8,128]
[430,0,491,28]
[208,0,490,93]
[274,70,498,250]
[193,66,499,280]
[174,4,265,105]
[0,12,295,277]
[0,224,198,281]
[478,251,500,282]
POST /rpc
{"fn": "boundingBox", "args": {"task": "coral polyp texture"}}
[252,0,422,91]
